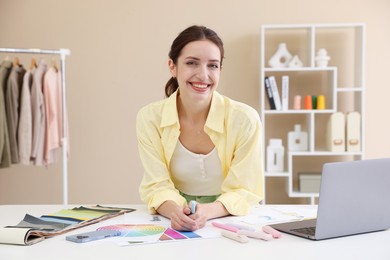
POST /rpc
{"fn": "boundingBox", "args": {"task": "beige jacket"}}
[18,70,33,165]
[30,60,47,165]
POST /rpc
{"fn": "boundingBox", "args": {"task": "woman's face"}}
[169,40,221,103]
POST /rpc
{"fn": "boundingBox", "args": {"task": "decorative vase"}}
[315,48,330,67]
[268,43,292,68]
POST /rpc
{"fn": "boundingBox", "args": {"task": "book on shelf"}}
[281,75,289,111]
[268,76,282,110]
[0,205,135,246]
[264,76,276,110]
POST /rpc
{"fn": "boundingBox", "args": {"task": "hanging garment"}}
[0,60,12,168]
[43,67,61,165]
[5,64,26,163]
[18,70,33,165]
[30,59,47,166]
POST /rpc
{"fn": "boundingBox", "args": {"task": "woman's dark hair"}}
[165,25,225,97]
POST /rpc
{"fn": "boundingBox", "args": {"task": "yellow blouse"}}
[136,90,264,215]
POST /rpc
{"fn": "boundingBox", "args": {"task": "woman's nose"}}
[196,65,208,80]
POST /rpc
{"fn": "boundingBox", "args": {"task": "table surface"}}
[0,204,389,260]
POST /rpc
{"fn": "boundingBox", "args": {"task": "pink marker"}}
[262,225,282,238]
[211,222,239,233]
[237,230,272,241]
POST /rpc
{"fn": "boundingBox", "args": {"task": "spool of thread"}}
[293,95,301,109]
[317,95,326,109]
[312,95,317,109]
[303,95,312,109]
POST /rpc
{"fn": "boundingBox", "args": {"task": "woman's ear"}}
[168,59,176,78]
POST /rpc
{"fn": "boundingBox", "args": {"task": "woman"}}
[136,25,263,231]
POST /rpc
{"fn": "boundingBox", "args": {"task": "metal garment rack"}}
[0,48,71,205]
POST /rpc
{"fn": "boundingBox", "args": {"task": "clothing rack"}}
[0,48,71,205]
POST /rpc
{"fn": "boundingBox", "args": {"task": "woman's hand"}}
[156,200,199,231]
[187,202,208,229]
[157,200,230,231]
[170,206,199,231]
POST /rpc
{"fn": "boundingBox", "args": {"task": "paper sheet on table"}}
[218,205,318,228]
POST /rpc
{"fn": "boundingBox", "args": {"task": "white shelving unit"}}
[260,23,365,204]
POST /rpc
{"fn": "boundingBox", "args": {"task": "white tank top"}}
[170,141,223,196]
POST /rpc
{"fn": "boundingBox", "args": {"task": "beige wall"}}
[0,0,389,205]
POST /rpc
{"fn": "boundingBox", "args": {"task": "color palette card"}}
[98,224,203,246]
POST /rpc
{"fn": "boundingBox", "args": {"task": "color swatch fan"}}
[98,224,203,246]
[98,224,166,237]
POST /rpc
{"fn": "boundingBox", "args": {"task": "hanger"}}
[51,57,58,72]
[30,57,37,70]
[13,57,20,67]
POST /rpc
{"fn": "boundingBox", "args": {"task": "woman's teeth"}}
[192,83,208,89]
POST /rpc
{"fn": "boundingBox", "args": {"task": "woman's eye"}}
[186,61,196,66]
[209,64,219,69]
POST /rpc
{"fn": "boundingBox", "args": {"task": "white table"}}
[0,204,389,260]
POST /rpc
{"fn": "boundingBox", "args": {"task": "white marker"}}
[221,230,249,243]
[237,230,272,241]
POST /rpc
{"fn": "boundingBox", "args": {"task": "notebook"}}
[269,158,390,240]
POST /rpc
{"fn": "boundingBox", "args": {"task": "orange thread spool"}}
[303,95,312,109]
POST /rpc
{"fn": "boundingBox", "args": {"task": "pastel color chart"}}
[98,224,166,237]
[98,224,201,241]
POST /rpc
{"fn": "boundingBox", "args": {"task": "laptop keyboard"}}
[291,226,316,236]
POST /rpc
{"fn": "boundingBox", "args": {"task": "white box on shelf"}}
[346,111,361,152]
[326,112,345,152]
[299,172,321,193]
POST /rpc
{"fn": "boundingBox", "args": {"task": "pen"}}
[211,221,239,232]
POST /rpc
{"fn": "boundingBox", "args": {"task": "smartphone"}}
[66,229,121,243]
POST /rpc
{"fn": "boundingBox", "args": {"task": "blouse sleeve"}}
[136,106,187,214]
[216,106,264,215]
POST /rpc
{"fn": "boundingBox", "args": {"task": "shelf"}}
[337,88,364,92]
[289,151,364,156]
[264,109,335,114]
[261,23,365,205]
[290,192,319,198]
[264,67,337,72]
[262,23,365,30]
[265,172,289,177]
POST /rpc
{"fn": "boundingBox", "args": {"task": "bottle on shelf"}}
[266,139,284,172]
[288,124,308,151]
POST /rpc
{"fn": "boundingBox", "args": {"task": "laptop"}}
[269,158,390,240]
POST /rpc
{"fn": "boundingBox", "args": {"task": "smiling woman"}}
[136,25,264,232]
[164,25,224,98]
